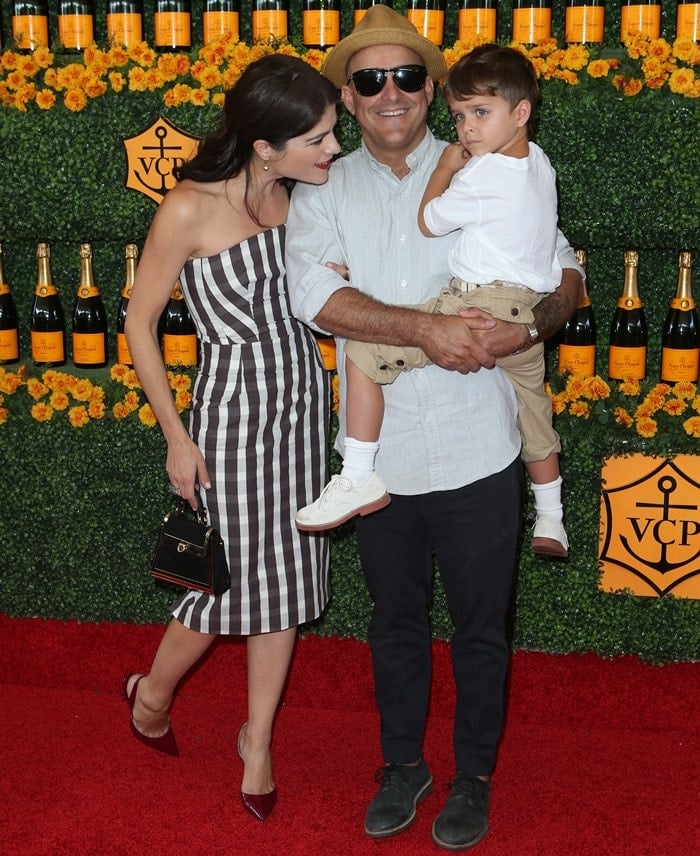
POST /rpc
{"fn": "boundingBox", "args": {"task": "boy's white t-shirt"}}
[422,141,562,294]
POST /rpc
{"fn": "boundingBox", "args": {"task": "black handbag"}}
[151,495,231,596]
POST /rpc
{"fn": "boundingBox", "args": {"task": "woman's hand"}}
[166,434,211,510]
[325,260,350,281]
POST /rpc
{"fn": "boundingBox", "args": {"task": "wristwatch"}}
[525,322,539,343]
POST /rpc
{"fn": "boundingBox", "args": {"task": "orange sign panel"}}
[123,116,199,205]
[599,454,700,598]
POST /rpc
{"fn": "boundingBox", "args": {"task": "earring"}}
[263,161,269,172]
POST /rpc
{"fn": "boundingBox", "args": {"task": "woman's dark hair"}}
[174,54,338,221]
[443,45,540,137]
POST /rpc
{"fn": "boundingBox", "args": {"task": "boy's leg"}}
[342,355,384,487]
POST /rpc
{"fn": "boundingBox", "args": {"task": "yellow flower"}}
[693,396,700,414]
[0,407,8,425]
[668,67,696,95]
[88,400,106,419]
[68,405,90,427]
[108,46,130,67]
[175,390,192,412]
[64,88,87,112]
[622,78,644,97]
[168,372,192,392]
[569,401,590,418]
[49,391,70,411]
[138,403,157,427]
[0,371,23,394]
[112,401,130,420]
[672,381,697,400]
[31,402,53,421]
[551,394,567,415]
[189,87,210,106]
[44,370,70,392]
[562,45,589,71]
[27,378,49,400]
[614,407,634,428]
[123,390,140,411]
[636,416,658,438]
[683,415,700,438]
[664,398,687,416]
[584,376,611,400]
[619,378,641,396]
[36,88,56,109]
[71,378,94,402]
[32,46,53,69]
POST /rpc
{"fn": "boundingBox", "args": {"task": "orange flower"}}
[683,415,700,438]
[586,59,610,78]
[88,400,106,420]
[635,416,658,438]
[49,391,70,411]
[138,403,157,428]
[31,402,53,422]
[569,401,590,419]
[36,88,56,109]
[26,378,48,400]
[0,407,8,425]
[663,398,687,416]
[584,376,611,400]
[123,391,140,412]
[672,381,697,400]
[64,88,87,112]
[614,407,634,428]
[0,371,23,394]
[112,401,130,420]
[619,378,641,396]
[668,67,696,96]
[68,405,90,427]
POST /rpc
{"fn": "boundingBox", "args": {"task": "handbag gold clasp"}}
[177,542,187,553]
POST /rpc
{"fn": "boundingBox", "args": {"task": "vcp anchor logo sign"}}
[123,116,200,205]
[598,454,700,598]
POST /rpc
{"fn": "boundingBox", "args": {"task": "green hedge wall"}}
[0,0,698,662]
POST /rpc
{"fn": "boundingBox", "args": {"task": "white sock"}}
[341,437,379,487]
[531,476,563,522]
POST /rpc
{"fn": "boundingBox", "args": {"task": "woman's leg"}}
[127,617,216,738]
[239,626,297,795]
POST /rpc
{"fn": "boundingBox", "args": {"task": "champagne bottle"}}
[11,1,50,52]
[608,250,648,381]
[251,0,289,43]
[116,243,138,367]
[660,251,699,384]
[620,0,661,42]
[30,242,66,367]
[512,0,552,44]
[154,0,192,52]
[106,1,144,48]
[406,0,447,47]
[676,0,700,40]
[302,0,341,49]
[161,281,197,367]
[458,0,497,42]
[0,244,20,365]
[202,0,240,44]
[72,243,108,369]
[57,1,95,52]
[557,249,597,377]
[353,0,392,25]
[565,0,605,44]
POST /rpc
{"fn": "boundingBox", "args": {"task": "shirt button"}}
[399,280,407,288]
[399,235,407,244]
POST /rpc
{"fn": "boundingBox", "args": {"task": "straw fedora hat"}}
[322,6,447,89]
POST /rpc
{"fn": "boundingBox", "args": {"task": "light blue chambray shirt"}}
[286,130,581,496]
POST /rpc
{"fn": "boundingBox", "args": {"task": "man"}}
[286,7,584,851]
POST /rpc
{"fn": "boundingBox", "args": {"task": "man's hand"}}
[417,312,497,372]
[459,307,530,358]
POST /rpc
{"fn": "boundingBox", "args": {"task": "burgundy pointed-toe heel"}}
[237,723,278,822]
[122,673,179,757]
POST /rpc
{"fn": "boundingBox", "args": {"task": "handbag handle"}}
[171,492,209,527]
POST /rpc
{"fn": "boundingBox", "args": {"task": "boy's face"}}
[446,93,530,158]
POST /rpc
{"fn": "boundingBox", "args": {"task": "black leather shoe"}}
[432,773,491,851]
[364,758,433,838]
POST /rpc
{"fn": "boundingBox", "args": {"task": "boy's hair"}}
[443,45,540,136]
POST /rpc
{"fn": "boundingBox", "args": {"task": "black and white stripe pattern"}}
[171,227,330,635]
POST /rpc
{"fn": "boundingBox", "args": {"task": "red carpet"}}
[0,615,697,856]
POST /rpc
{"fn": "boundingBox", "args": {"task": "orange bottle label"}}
[0,283,10,295]
[12,15,50,50]
[406,9,445,45]
[106,12,143,47]
[251,10,288,42]
[58,14,94,49]
[676,3,700,40]
[557,344,596,377]
[620,5,661,40]
[73,332,106,365]
[154,11,191,47]
[302,10,341,45]
[670,296,696,310]
[617,296,643,309]
[316,337,337,371]
[661,348,700,383]
[31,330,64,363]
[163,334,197,366]
[202,11,240,43]
[608,345,647,380]
[458,8,497,41]
[77,285,101,298]
[0,329,19,361]
[35,284,58,297]
[565,6,605,43]
[116,332,133,366]
[512,7,552,43]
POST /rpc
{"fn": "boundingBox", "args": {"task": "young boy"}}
[295,45,569,558]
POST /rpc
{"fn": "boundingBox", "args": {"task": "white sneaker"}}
[531,515,569,558]
[295,473,391,532]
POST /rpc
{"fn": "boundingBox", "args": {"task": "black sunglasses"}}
[347,64,428,98]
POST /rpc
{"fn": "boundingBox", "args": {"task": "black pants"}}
[355,458,521,776]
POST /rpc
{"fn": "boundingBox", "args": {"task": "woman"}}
[123,54,340,822]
